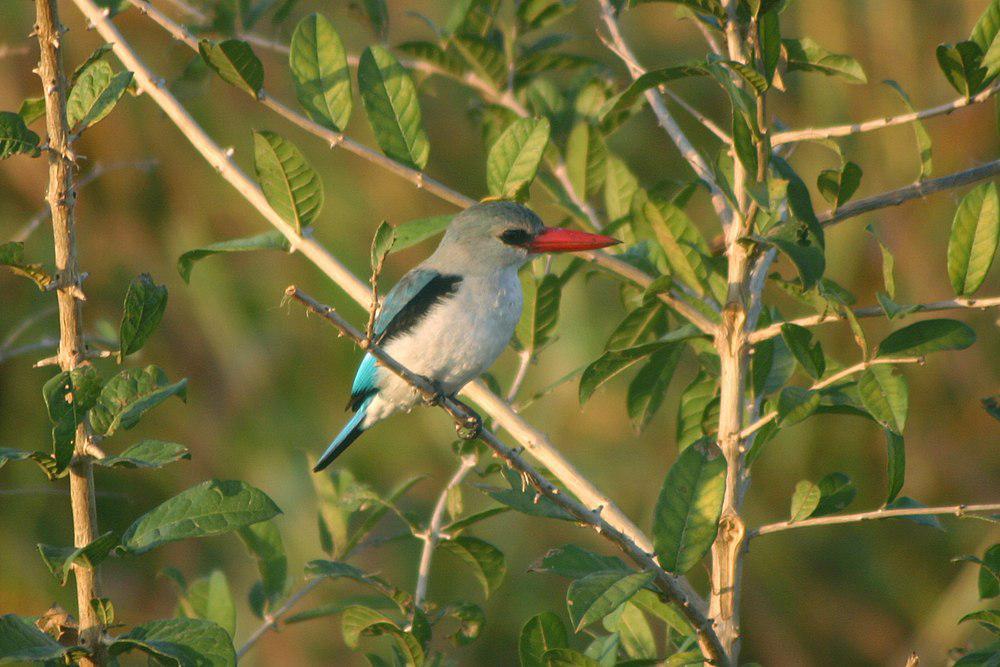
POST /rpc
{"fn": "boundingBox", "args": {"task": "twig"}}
[662,87,732,143]
[0,305,57,350]
[821,159,1000,229]
[595,0,734,230]
[71,0,708,620]
[413,456,478,611]
[34,0,103,662]
[772,83,1000,145]
[749,295,1000,344]
[12,160,158,242]
[739,356,924,440]
[235,579,323,660]
[751,502,1000,538]
[506,349,532,403]
[283,285,729,665]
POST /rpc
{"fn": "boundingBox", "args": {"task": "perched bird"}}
[313,201,619,471]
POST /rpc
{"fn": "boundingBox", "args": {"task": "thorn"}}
[224,146,235,158]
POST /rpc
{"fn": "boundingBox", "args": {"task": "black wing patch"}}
[376,274,463,345]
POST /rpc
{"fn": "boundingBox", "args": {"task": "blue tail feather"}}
[314,396,373,472]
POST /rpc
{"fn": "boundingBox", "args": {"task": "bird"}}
[313,201,619,472]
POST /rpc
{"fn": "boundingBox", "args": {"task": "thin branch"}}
[71,0,711,621]
[772,82,1000,145]
[749,295,1000,344]
[1,305,57,350]
[11,160,158,243]
[34,0,102,662]
[413,456,478,611]
[506,349,533,403]
[283,286,728,665]
[662,87,732,143]
[235,578,323,660]
[820,159,1000,229]
[595,0,734,229]
[751,502,1000,538]
[739,356,923,440]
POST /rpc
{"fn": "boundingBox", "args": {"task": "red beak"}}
[525,227,621,253]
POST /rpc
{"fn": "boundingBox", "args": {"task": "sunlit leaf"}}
[358,45,430,169]
[677,372,717,451]
[89,365,187,436]
[341,606,424,665]
[627,344,683,433]
[875,319,976,359]
[530,544,629,580]
[520,612,569,667]
[389,215,452,253]
[0,111,40,159]
[37,531,116,586]
[96,440,190,469]
[66,61,132,132]
[566,570,654,631]
[566,121,607,197]
[180,571,236,638]
[885,430,906,505]
[289,13,352,132]
[199,39,264,98]
[812,472,857,517]
[514,272,561,353]
[784,37,867,83]
[440,536,506,598]
[858,365,908,434]
[252,130,324,233]
[948,182,999,296]
[487,117,550,199]
[789,480,821,522]
[178,230,290,283]
[884,80,932,179]
[110,618,235,666]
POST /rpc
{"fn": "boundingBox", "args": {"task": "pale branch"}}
[662,86,732,144]
[595,0,734,230]
[506,349,533,403]
[738,356,924,441]
[235,578,323,660]
[771,82,1000,145]
[751,502,1000,538]
[12,160,158,243]
[34,0,102,663]
[749,295,1000,344]
[283,286,728,665]
[413,456,478,612]
[820,158,1000,228]
[71,0,709,619]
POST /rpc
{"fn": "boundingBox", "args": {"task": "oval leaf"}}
[948,182,999,296]
[119,273,167,360]
[0,110,40,159]
[290,13,352,132]
[858,365,908,434]
[789,480,821,521]
[439,536,506,598]
[110,618,235,666]
[875,319,976,359]
[566,570,654,632]
[358,45,430,170]
[199,39,264,98]
[252,130,324,233]
[519,611,569,667]
[487,117,551,199]
[178,230,291,283]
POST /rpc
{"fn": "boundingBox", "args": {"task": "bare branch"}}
[284,285,728,665]
[662,86,732,143]
[749,295,1000,344]
[71,0,712,620]
[772,83,1000,145]
[739,356,924,440]
[821,159,1000,228]
[235,578,323,660]
[506,349,533,403]
[751,502,1000,538]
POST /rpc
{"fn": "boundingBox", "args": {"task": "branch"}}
[71,0,712,619]
[595,0,734,229]
[749,295,1000,344]
[413,456,478,611]
[751,502,1000,538]
[820,159,1000,228]
[0,43,31,59]
[235,578,323,660]
[11,159,158,243]
[772,83,1000,145]
[34,0,103,662]
[739,356,923,440]
[283,286,728,665]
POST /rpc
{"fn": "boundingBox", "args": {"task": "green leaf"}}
[199,39,264,98]
[816,161,862,209]
[66,61,132,132]
[518,0,578,30]
[972,0,1000,52]
[866,224,896,299]
[959,609,1000,634]
[530,544,630,580]
[90,598,115,627]
[884,80,932,179]
[984,395,1000,421]
[178,230,290,283]
[885,430,905,505]
[604,155,640,222]
[238,520,287,615]
[627,344,683,433]
[812,472,857,517]
[566,570,655,631]
[514,272,561,353]
[440,536,506,598]
[341,606,424,666]
[731,110,758,176]
[600,64,707,119]
[789,480,821,522]
[71,44,113,85]
[358,45,430,170]
[0,614,69,664]
[637,195,712,295]
[18,97,45,125]
[565,122,607,197]
[948,182,999,296]
[981,544,1000,599]
[0,241,52,289]
[121,479,281,554]
[580,328,701,404]
[783,37,867,83]
[289,13,352,132]
[776,386,820,426]
[677,372,717,451]
[43,366,102,472]
[605,302,667,351]
[487,117,551,199]
[603,601,655,660]
[0,111,40,160]
[396,41,466,76]
[119,273,167,360]
[252,130,324,234]
[520,612,569,667]
[110,618,235,666]
[370,220,396,272]
[886,496,944,530]
[360,0,389,40]
[89,365,187,436]
[389,215,452,253]
[452,34,505,86]
[758,8,781,83]
[37,531,116,586]
[584,633,619,667]
[181,571,236,638]
[543,649,602,667]
[936,41,988,97]
[858,365,908,434]
[875,319,976,359]
[780,323,825,379]
[653,445,726,573]
[97,440,190,469]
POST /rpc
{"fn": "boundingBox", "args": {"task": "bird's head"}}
[435,201,620,270]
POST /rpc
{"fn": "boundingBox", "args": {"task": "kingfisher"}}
[313,201,619,471]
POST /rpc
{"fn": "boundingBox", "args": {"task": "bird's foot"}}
[423,380,446,407]
[455,412,482,441]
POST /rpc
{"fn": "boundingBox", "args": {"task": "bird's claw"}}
[423,381,446,407]
[456,413,482,440]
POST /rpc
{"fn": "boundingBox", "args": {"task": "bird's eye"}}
[499,228,533,246]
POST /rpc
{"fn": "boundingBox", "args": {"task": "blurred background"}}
[1,1,998,665]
